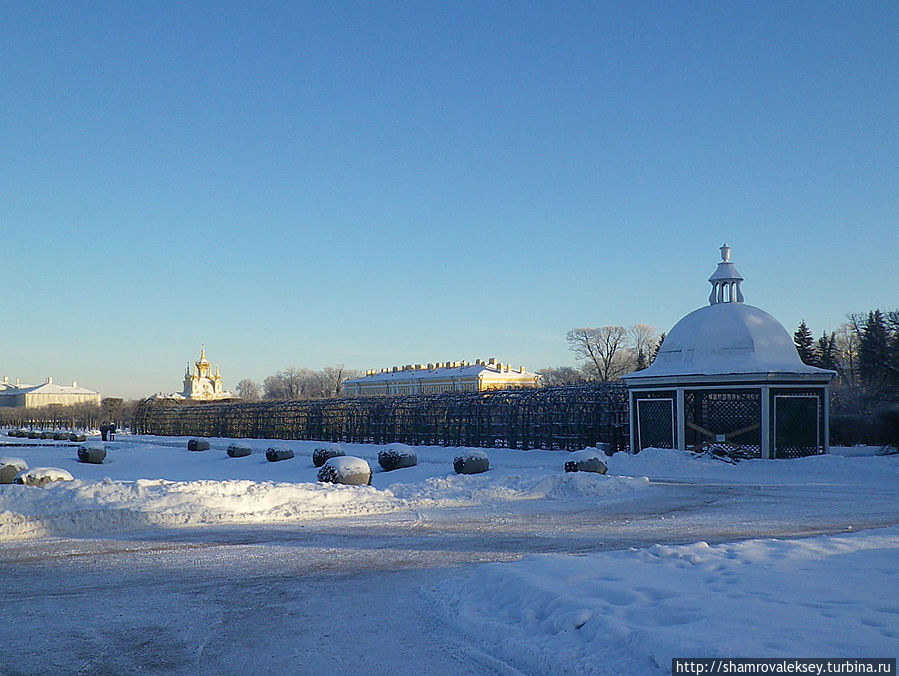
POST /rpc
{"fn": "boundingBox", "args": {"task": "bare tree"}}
[235,378,261,401]
[566,326,630,382]
[262,365,363,400]
[628,323,660,372]
[834,321,860,387]
[536,366,583,387]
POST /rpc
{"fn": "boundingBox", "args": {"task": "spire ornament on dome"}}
[708,243,744,305]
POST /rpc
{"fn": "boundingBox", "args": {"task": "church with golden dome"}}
[181,346,232,400]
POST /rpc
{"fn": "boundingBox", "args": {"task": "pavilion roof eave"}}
[623,370,835,389]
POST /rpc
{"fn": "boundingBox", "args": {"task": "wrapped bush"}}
[77,442,107,464]
[54,431,71,441]
[453,451,490,475]
[318,456,372,486]
[564,450,608,474]
[226,444,252,458]
[312,444,345,468]
[378,443,417,471]
[265,447,294,462]
[0,457,28,484]
[14,467,74,487]
[188,438,211,452]
[70,433,88,442]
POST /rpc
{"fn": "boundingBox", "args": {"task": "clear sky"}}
[2,1,897,399]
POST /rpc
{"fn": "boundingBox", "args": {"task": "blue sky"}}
[2,1,897,399]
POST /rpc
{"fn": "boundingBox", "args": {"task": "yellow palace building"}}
[343,358,542,396]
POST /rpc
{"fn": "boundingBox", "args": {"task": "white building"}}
[0,376,101,408]
[343,358,542,396]
[180,346,232,400]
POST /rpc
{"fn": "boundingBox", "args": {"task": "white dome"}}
[634,303,827,377]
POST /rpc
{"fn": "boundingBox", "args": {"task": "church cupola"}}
[708,243,744,304]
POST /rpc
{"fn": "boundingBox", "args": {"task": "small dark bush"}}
[378,444,417,471]
[77,445,106,464]
[454,454,489,475]
[873,406,899,451]
[188,439,211,452]
[266,448,294,462]
[830,415,872,447]
[312,445,344,468]
[226,444,252,458]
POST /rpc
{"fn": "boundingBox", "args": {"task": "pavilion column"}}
[676,388,685,450]
[760,385,771,459]
[823,386,830,454]
[629,391,637,454]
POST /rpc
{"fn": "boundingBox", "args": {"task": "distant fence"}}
[133,384,630,452]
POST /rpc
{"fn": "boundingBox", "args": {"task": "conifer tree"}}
[816,331,837,371]
[635,349,648,371]
[858,310,894,396]
[650,332,666,364]
[793,320,817,366]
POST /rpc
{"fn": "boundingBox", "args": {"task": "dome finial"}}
[709,244,744,304]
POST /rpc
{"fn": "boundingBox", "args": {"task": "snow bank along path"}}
[0,435,657,540]
[436,527,899,674]
[0,437,897,541]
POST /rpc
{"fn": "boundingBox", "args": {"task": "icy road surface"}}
[1,437,897,674]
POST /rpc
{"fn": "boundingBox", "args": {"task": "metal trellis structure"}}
[133,384,630,452]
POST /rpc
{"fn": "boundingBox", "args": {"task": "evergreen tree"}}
[634,349,648,371]
[650,332,666,364]
[858,310,893,396]
[816,331,838,371]
[793,320,817,366]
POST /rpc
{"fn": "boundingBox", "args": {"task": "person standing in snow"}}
[100,423,109,441]
[109,423,116,441]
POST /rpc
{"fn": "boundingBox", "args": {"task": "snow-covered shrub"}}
[188,438,211,452]
[14,467,74,487]
[28,431,40,439]
[595,442,613,456]
[0,457,28,484]
[266,447,294,462]
[15,429,29,438]
[77,442,107,464]
[6,429,17,437]
[70,433,87,442]
[378,443,417,471]
[318,456,372,486]
[312,443,345,468]
[453,451,490,475]
[54,431,70,441]
[564,450,607,475]
[40,430,56,439]
[226,444,252,458]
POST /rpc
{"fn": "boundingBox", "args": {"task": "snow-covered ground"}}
[1,435,897,674]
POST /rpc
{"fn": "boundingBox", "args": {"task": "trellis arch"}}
[133,384,630,451]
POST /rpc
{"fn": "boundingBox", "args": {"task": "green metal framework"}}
[684,389,762,457]
[133,384,630,451]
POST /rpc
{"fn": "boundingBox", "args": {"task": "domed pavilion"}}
[622,245,835,459]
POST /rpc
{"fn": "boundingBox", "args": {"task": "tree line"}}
[538,324,664,386]
[542,310,899,412]
[793,309,899,413]
[234,364,363,401]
